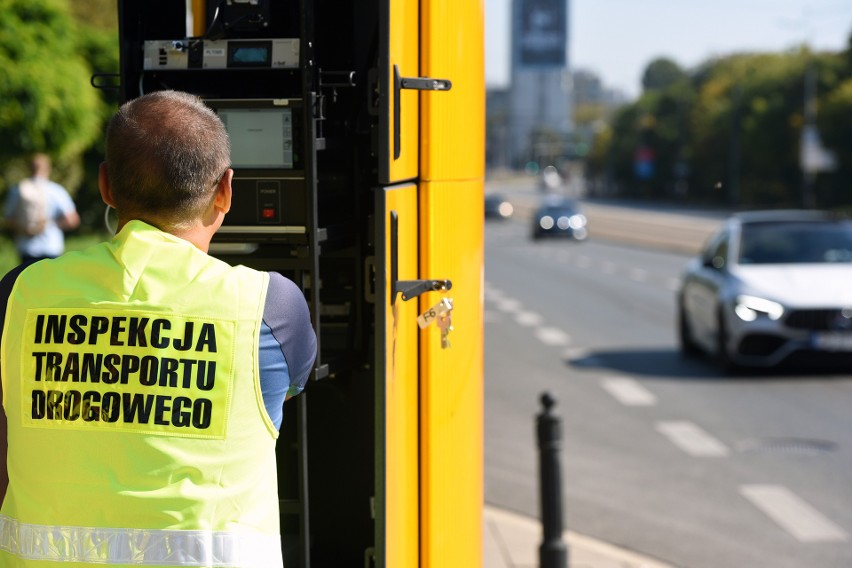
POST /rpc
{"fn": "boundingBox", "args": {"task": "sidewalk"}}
[484,505,676,568]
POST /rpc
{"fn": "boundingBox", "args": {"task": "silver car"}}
[677,210,852,371]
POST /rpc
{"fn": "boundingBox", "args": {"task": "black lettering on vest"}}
[81,353,102,383]
[88,316,109,345]
[151,319,170,349]
[196,323,217,353]
[45,390,62,419]
[32,352,46,381]
[180,359,197,389]
[173,321,193,352]
[101,392,120,422]
[63,390,81,421]
[172,396,192,427]
[44,315,66,344]
[196,360,215,391]
[192,398,212,429]
[67,315,87,345]
[159,358,180,388]
[82,391,100,421]
[110,316,127,346]
[61,352,79,382]
[34,314,45,343]
[119,354,140,384]
[127,317,149,347]
[139,356,159,386]
[123,392,154,424]
[102,354,120,384]
[154,396,171,425]
[45,352,62,381]
[31,390,45,419]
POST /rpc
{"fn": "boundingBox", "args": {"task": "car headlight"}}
[556,216,571,230]
[539,216,554,230]
[734,295,784,321]
[498,202,514,217]
[568,214,587,229]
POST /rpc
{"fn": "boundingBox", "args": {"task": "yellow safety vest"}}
[0,221,282,567]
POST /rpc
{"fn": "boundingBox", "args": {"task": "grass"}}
[0,232,111,277]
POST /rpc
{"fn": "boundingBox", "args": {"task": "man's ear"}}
[214,168,233,214]
[98,162,116,207]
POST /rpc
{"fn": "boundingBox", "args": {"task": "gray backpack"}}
[13,178,49,236]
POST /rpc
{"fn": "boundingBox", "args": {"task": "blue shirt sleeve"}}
[258,272,317,429]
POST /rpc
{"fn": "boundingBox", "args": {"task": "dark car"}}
[531,195,587,240]
[485,193,514,220]
[678,209,852,371]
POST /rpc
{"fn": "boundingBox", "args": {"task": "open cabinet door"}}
[378,0,419,184]
[375,2,421,563]
[375,184,420,567]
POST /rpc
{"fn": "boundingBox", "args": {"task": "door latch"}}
[389,211,451,304]
[394,65,452,159]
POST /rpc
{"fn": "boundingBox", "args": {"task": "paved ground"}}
[484,506,676,568]
[486,174,728,255]
[483,174,722,567]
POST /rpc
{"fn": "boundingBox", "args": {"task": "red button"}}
[262,208,275,219]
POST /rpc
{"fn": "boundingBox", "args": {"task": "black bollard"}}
[537,392,568,568]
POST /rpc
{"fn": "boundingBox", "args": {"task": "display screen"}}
[217,108,294,169]
[231,46,269,65]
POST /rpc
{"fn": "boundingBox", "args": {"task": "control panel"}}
[203,98,308,237]
[143,38,300,70]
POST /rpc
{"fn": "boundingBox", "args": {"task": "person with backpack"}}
[4,153,80,264]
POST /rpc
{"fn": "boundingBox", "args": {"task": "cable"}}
[104,204,117,236]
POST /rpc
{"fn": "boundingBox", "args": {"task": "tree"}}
[580,38,852,208]
[0,0,103,187]
[641,57,686,92]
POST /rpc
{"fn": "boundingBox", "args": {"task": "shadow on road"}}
[565,348,852,381]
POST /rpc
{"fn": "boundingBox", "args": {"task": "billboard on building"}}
[516,0,567,68]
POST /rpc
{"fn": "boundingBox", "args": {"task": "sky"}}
[486,0,852,99]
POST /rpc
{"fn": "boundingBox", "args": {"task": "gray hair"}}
[104,90,230,230]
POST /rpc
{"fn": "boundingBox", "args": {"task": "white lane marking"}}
[655,421,729,457]
[740,485,849,543]
[494,298,522,313]
[515,310,544,327]
[535,327,571,346]
[601,377,657,406]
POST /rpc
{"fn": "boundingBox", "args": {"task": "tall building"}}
[508,0,571,168]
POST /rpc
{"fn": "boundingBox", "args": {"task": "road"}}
[482,186,852,568]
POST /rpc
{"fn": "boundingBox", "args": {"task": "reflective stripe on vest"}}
[0,515,282,567]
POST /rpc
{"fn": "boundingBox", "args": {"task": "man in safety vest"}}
[0,90,317,567]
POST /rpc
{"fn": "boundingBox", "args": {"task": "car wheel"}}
[716,309,737,374]
[678,300,700,358]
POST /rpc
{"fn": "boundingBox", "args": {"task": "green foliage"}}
[0,0,102,163]
[641,57,687,92]
[594,44,852,209]
[0,0,119,232]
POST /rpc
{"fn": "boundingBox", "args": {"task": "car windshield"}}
[738,221,852,264]
[539,198,577,214]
